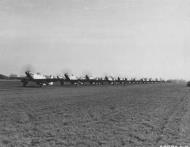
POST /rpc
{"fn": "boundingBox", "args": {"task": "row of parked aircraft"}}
[20,71,166,87]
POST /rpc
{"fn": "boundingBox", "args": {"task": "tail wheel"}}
[60,81,64,86]
[37,82,43,87]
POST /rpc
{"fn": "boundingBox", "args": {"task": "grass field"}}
[0,80,190,147]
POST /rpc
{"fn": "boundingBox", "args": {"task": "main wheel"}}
[22,81,28,87]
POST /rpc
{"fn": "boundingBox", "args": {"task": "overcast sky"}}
[0,0,190,79]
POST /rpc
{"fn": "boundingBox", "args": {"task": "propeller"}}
[81,70,92,79]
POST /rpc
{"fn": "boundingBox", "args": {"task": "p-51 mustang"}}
[63,73,80,85]
[21,71,58,87]
[78,75,99,85]
[20,71,163,87]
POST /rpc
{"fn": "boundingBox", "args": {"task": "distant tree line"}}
[0,74,22,80]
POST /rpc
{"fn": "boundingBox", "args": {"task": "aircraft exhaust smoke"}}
[20,64,35,74]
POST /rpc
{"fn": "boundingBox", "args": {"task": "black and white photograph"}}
[0,0,190,146]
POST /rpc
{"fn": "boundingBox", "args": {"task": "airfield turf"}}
[0,80,190,147]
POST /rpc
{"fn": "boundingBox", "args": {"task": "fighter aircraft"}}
[21,71,58,87]
[20,70,165,87]
[104,76,116,85]
[79,74,99,85]
[64,73,80,85]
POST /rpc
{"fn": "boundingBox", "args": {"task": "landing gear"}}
[60,81,64,86]
[36,82,43,87]
[22,81,28,87]
[21,79,28,87]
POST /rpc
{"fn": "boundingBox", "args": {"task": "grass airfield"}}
[0,80,190,147]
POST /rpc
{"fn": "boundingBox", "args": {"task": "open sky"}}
[0,0,189,80]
